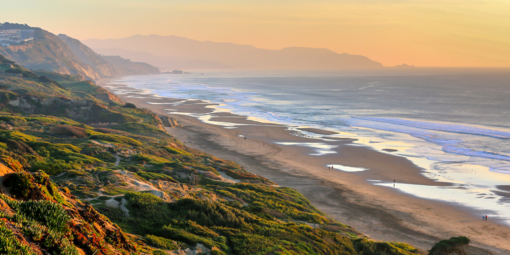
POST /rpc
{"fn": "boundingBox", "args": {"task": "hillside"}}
[0,53,424,254]
[0,23,160,80]
[0,23,104,80]
[57,34,124,78]
[101,55,161,75]
[58,34,160,77]
[84,35,384,70]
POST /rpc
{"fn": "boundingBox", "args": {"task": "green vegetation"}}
[136,170,177,182]
[428,236,470,255]
[0,171,137,254]
[5,67,38,78]
[89,133,143,146]
[99,189,415,255]
[124,102,137,108]
[0,220,35,255]
[165,146,192,157]
[211,183,330,223]
[145,234,182,250]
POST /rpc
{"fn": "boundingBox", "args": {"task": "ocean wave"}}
[353,117,510,139]
[443,145,510,162]
[118,74,510,176]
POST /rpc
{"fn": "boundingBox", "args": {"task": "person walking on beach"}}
[483,215,485,221]
[485,215,488,221]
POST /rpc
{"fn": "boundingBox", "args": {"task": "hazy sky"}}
[2,0,510,67]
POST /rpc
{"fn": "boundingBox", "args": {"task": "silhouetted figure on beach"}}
[482,215,485,221]
[485,215,488,221]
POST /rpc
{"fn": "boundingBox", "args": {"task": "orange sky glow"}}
[2,0,510,67]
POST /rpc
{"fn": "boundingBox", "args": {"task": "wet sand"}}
[99,80,510,254]
[298,128,340,135]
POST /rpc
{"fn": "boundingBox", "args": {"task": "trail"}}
[114,153,121,167]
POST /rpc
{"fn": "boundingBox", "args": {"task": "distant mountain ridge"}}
[101,55,161,75]
[0,23,160,80]
[59,34,160,76]
[84,34,384,70]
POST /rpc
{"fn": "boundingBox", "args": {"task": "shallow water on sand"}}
[110,69,510,224]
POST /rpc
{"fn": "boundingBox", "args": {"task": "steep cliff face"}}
[58,34,160,76]
[0,24,102,80]
[0,23,160,80]
[57,34,124,78]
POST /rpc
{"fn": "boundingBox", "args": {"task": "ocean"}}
[110,68,510,223]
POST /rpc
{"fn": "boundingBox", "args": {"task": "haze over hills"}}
[0,23,160,80]
[57,34,124,78]
[84,35,384,70]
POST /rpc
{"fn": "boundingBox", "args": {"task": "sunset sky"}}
[2,0,510,67]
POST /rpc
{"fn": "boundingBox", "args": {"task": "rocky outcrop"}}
[167,243,212,255]
[160,115,181,127]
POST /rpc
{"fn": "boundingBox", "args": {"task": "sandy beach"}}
[100,80,510,254]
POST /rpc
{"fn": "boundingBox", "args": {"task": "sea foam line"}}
[353,117,510,139]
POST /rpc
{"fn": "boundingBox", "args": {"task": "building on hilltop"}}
[0,29,35,46]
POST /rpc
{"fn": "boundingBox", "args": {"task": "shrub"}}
[93,127,129,135]
[159,225,216,248]
[5,67,38,78]
[4,171,37,199]
[0,221,36,255]
[0,150,29,168]
[145,235,179,250]
[125,192,163,211]
[354,239,419,255]
[428,236,470,255]
[0,131,38,143]
[111,123,162,134]
[123,103,137,108]
[165,146,192,157]
[131,154,174,165]
[18,200,71,232]
[5,139,39,156]
[89,133,142,146]
[30,160,82,176]
[136,170,176,182]
[50,125,87,138]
